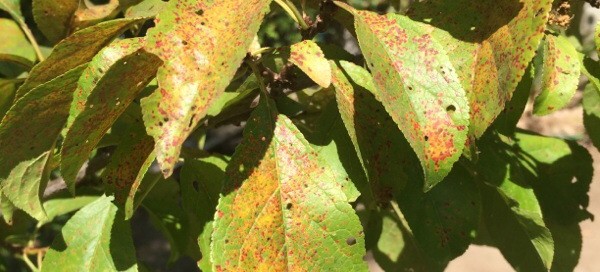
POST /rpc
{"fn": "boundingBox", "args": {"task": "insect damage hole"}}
[446,105,456,113]
[285,203,293,210]
[346,237,357,246]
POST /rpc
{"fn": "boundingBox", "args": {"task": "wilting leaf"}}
[212,98,367,271]
[477,134,554,271]
[290,40,332,88]
[42,195,138,271]
[338,3,470,190]
[17,18,147,98]
[60,38,161,191]
[533,35,580,115]
[141,0,273,177]
[0,66,85,219]
[407,0,552,137]
[32,0,79,43]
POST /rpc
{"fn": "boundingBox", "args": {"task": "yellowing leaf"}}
[212,98,367,271]
[407,0,552,137]
[290,40,332,88]
[533,35,580,115]
[337,3,470,189]
[141,0,273,177]
[60,38,161,191]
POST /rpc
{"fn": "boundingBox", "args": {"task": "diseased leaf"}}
[0,66,85,218]
[491,65,533,135]
[331,61,411,202]
[584,83,600,150]
[60,38,161,191]
[141,0,273,177]
[17,18,147,98]
[32,0,79,43]
[338,3,470,190]
[533,35,580,115]
[290,40,332,88]
[42,195,138,271]
[407,0,552,137]
[212,98,367,271]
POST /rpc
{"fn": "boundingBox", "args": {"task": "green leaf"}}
[212,98,367,271]
[180,156,228,266]
[0,0,22,20]
[32,0,79,43]
[0,66,85,219]
[0,54,34,70]
[407,0,552,137]
[0,191,15,224]
[491,65,534,135]
[0,19,35,62]
[141,0,273,177]
[512,132,593,271]
[60,38,161,192]
[477,135,554,271]
[371,210,429,271]
[395,165,481,270]
[339,4,470,190]
[39,196,99,225]
[290,40,332,88]
[17,18,147,98]
[533,35,580,115]
[0,151,49,220]
[72,0,121,31]
[42,195,138,271]
[125,0,166,18]
[583,83,600,150]
[0,79,18,119]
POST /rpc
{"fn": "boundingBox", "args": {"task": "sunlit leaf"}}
[0,0,22,20]
[60,38,161,191]
[212,98,367,271]
[17,18,147,98]
[141,0,273,177]
[42,195,138,271]
[125,0,166,18]
[290,40,332,88]
[407,0,552,137]
[337,3,470,190]
[40,196,99,225]
[533,35,580,115]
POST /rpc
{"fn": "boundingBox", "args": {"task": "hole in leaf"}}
[286,203,292,210]
[408,86,413,90]
[446,105,456,113]
[182,40,188,45]
[195,9,204,16]
[346,237,357,246]
[424,136,429,141]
